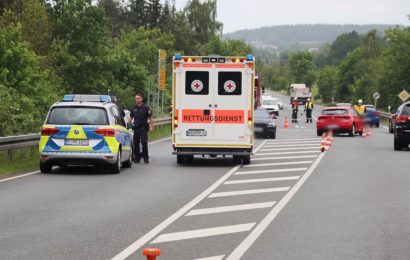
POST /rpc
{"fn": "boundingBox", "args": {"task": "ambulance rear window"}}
[185,71,209,95]
[218,72,242,95]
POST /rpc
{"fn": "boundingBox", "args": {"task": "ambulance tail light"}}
[94,128,115,137]
[41,127,59,136]
[173,115,179,128]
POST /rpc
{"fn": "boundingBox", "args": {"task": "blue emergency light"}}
[63,94,75,101]
[174,54,182,61]
[62,94,111,102]
[246,54,254,61]
[99,95,111,102]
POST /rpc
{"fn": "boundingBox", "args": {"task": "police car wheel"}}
[111,150,121,174]
[122,147,132,168]
[40,162,52,173]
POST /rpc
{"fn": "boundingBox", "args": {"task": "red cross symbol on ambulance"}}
[191,80,203,92]
[224,80,236,93]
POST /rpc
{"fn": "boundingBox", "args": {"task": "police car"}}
[39,95,133,174]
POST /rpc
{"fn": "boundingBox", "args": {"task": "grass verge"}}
[0,124,172,178]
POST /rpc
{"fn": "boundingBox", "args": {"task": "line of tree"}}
[0,0,252,136]
[257,19,410,112]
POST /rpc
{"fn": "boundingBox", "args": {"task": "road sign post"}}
[373,92,380,109]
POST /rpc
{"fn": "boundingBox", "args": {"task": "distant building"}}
[308,48,320,53]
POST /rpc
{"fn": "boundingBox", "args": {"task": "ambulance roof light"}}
[174,54,182,61]
[246,54,254,61]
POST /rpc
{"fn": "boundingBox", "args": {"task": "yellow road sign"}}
[398,90,410,102]
[158,49,166,90]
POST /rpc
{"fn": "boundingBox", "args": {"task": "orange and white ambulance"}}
[171,55,255,165]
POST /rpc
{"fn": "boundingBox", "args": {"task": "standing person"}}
[128,93,154,163]
[354,99,366,116]
[305,98,314,123]
[110,94,125,118]
[291,98,299,123]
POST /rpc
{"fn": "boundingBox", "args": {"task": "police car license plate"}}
[186,129,207,137]
[65,139,89,146]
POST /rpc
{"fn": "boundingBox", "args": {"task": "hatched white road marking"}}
[208,187,290,198]
[263,143,320,148]
[252,155,317,161]
[235,168,307,175]
[268,138,321,142]
[255,151,320,156]
[193,255,225,260]
[243,161,313,168]
[264,141,321,145]
[224,176,300,185]
[151,223,256,244]
[261,147,318,152]
[186,201,276,216]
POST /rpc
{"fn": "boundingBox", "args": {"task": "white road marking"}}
[226,153,326,260]
[268,138,321,142]
[186,201,276,216]
[193,255,225,260]
[264,141,321,145]
[149,137,172,145]
[0,170,39,183]
[256,151,320,156]
[243,161,313,168]
[209,187,290,198]
[150,223,256,244]
[235,168,307,176]
[224,176,300,185]
[252,155,317,161]
[260,147,318,152]
[263,143,320,148]
[110,140,268,260]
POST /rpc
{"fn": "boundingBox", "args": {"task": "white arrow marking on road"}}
[224,176,300,185]
[186,201,276,216]
[243,161,313,168]
[209,187,290,198]
[151,223,256,244]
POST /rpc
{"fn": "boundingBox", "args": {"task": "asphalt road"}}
[1,93,410,260]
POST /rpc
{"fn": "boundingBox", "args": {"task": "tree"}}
[146,0,162,29]
[329,31,360,65]
[289,51,316,86]
[128,0,146,28]
[317,66,338,102]
[98,0,127,36]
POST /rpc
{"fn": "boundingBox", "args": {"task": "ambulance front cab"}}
[172,55,255,165]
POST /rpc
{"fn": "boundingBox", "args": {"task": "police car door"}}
[212,63,251,142]
[178,65,214,141]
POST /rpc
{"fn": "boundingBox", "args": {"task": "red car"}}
[317,106,364,136]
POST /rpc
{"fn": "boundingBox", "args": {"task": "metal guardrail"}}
[0,118,172,157]
[378,111,391,118]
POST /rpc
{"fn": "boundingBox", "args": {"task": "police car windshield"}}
[262,99,277,105]
[322,109,348,115]
[47,107,108,125]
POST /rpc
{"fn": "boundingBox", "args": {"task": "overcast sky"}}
[174,0,410,33]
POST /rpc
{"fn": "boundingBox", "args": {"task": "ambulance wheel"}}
[242,155,251,165]
[186,155,194,164]
[177,155,185,164]
[122,147,132,168]
[110,150,121,174]
[40,162,52,173]
[233,156,241,164]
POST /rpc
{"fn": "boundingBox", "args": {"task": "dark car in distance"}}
[254,108,277,139]
[393,101,410,150]
[364,104,380,127]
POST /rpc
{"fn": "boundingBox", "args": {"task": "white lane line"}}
[226,152,326,260]
[243,161,313,168]
[235,168,307,176]
[110,140,268,260]
[0,137,172,185]
[194,255,225,260]
[186,201,276,216]
[268,138,321,142]
[0,170,40,183]
[255,151,320,156]
[224,176,300,185]
[150,223,256,244]
[263,143,320,148]
[260,147,318,152]
[264,141,321,145]
[209,187,290,198]
[252,155,317,161]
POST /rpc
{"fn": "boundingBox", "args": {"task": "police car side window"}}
[111,107,125,127]
[218,72,242,95]
[185,71,209,95]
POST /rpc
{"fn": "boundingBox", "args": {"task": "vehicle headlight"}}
[268,123,276,127]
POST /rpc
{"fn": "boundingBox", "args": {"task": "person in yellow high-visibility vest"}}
[354,99,366,116]
[304,98,314,123]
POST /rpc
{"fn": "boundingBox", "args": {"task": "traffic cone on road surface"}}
[320,133,327,152]
[326,130,333,148]
[362,127,368,138]
[143,248,161,260]
[367,127,372,136]
[284,116,289,129]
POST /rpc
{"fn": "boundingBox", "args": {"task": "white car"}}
[261,97,280,116]
[275,97,284,110]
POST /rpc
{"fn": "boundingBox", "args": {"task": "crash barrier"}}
[0,118,172,161]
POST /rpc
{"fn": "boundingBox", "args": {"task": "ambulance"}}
[171,54,256,165]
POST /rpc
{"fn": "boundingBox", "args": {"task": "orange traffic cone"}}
[284,116,289,129]
[143,248,161,260]
[362,127,368,138]
[326,130,333,148]
[367,127,372,136]
[320,133,327,152]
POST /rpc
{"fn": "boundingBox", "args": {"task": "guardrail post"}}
[7,148,13,161]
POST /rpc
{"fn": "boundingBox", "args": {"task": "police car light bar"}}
[62,94,112,103]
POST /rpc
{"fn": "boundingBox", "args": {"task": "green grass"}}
[0,124,172,178]
[0,148,39,178]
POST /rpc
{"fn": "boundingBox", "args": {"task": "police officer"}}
[304,98,314,123]
[291,98,299,123]
[128,93,154,163]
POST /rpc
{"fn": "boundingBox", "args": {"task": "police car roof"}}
[53,101,111,108]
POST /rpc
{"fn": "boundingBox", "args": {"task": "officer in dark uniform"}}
[128,93,154,163]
